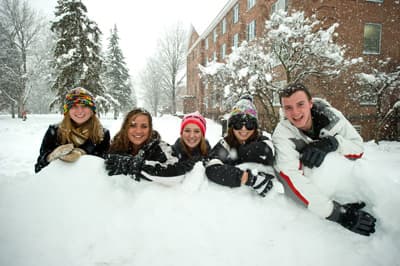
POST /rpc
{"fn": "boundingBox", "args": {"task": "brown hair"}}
[224,126,259,149]
[179,136,209,158]
[279,83,312,104]
[109,108,153,155]
[58,112,104,144]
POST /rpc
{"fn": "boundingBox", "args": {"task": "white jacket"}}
[272,99,364,218]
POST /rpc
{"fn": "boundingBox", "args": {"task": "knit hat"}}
[63,87,96,114]
[229,95,258,121]
[180,111,207,136]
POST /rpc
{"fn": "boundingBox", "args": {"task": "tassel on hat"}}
[180,111,207,136]
[63,87,96,114]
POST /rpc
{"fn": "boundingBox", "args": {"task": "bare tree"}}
[156,22,187,114]
[0,0,43,117]
[139,56,164,116]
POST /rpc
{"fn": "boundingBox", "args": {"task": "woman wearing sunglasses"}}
[205,95,275,197]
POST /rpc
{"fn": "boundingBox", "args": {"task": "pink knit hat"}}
[180,111,206,136]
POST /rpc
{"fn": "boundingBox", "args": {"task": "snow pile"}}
[0,114,399,266]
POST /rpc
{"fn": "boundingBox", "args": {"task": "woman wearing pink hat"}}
[172,111,210,162]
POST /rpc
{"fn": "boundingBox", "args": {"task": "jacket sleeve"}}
[237,135,275,165]
[34,125,59,173]
[205,140,244,187]
[140,141,190,183]
[321,107,364,159]
[272,123,334,219]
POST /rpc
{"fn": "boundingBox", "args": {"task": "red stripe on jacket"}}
[279,171,309,206]
[344,152,364,159]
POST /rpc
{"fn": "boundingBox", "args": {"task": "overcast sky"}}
[30,0,228,80]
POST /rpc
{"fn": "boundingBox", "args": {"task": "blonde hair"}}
[58,113,104,144]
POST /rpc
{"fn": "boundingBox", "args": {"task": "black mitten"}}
[300,136,338,168]
[327,201,376,236]
[238,142,272,164]
[105,152,145,177]
[180,159,196,172]
[245,171,274,197]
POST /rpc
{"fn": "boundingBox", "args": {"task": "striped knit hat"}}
[180,111,207,136]
[63,87,96,114]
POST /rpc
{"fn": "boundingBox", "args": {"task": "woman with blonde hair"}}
[35,87,110,173]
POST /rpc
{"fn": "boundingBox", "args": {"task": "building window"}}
[221,43,226,59]
[247,0,256,10]
[205,38,208,50]
[363,23,381,54]
[213,51,217,61]
[366,0,383,2]
[271,0,288,14]
[213,29,217,43]
[359,86,378,106]
[353,125,362,135]
[247,20,256,41]
[233,4,239,24]
[233,33,239,48]
[221,18,227,35]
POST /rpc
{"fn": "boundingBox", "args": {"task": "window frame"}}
[363,23,382,55]
[233,4,239,24]
[247,20,256,41]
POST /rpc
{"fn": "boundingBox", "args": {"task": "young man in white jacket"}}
[272,83,376,236]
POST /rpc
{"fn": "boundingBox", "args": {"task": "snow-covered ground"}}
[0,114,399,266]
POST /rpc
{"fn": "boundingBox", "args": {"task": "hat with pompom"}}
[63,87,96,114]
[180,111,207,136]
[229,94,258,121]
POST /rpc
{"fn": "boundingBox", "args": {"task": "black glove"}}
[245,170,274,197]
[300,136,338,168]
[327,201,376,236]
[238,141,272,164]
[105,151,145,177]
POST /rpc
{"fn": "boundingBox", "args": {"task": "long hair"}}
[224,127,260,149]
[58,112,104,144]
[109,108,153,155]
[179,136,209,158]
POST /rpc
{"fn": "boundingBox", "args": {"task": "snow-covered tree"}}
[0,0,43,118]
[156,22,187,115]
[103,25,136,119]
[200,10,356,131]
[356,61,400,141]
[50,0,106,112]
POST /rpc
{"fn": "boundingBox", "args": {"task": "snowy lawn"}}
[0,114,399,266]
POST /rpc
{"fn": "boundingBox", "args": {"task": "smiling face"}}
[127,114,151,146]
[181,123,203,149]
[68,105,93,125]
[233,126,255,144]
[281,90,313,131]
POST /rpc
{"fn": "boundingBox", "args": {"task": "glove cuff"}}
[245,170,255,186]
[326,201,345,222]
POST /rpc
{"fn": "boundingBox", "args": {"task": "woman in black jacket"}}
[105,108,195,185]
[205,95,275,197]
[35,87,110,173]
[172,111,210,162]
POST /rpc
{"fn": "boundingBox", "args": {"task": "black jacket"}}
[205,134,274,187]
[35,124,110,173]
[171,138,211,163]
[111,131,194,180]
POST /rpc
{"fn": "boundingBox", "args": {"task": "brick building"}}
[185,0,400,140]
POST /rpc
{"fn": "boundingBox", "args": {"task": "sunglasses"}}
[230,118,257,130]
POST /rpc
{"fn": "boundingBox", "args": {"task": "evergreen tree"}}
[103,24,135,118]
[50,0,105,112]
